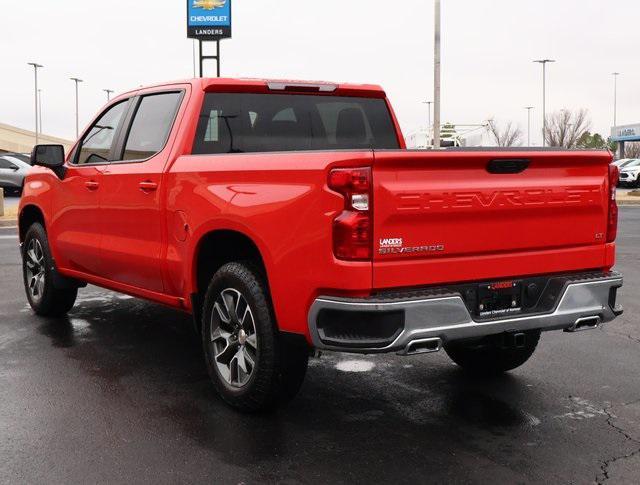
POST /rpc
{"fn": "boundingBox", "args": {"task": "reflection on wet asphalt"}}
[1,210,640,483]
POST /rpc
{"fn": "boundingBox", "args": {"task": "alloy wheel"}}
[210,288,258,388]
[25,238,45,302]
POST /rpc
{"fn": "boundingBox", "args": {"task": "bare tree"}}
[544,109,591,148]
[623,142,640,159]
[487,120,523,147]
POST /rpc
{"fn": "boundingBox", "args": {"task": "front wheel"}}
[22,223,78,317]
[201,262,308,412]
[444,330,541,375]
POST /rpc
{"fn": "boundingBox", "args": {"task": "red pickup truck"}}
[20,78,623,411]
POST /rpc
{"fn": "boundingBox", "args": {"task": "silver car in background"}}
[0,153,31,195]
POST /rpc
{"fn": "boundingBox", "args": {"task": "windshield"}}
[622,159,640,169]
[192,93,400,154]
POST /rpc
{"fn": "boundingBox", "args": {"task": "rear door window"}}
[192,93,399,154]
[122,92,183,161]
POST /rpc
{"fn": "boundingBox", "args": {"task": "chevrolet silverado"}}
[20,78,623,411]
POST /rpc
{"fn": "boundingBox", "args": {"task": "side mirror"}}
[31,145,65,168]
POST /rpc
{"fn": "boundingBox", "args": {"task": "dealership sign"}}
[611,123,640,142]
[187,0,232,40]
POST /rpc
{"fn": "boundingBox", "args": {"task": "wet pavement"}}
[0,210,639,484]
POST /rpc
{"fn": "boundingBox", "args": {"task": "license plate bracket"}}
[477,280,522,318]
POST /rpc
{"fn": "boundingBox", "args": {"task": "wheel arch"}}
[192,228,270,293]
[18,204,46,243]
[190,228,273,332]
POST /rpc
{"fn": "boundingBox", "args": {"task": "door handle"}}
[85,180,100,191]
[139,181,158,193]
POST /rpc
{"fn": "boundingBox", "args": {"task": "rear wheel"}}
[444,330,541,375]
[201,262,308,412]
[22,223,77,317]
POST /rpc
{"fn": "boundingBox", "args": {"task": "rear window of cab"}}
[192,93,400,154]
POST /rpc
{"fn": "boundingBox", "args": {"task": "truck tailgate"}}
[372,150,614,289]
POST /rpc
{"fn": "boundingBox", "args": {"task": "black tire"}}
[2,186,20,196]
[201,262,308,412]
[444,330,541,375]
[22,223,77,317]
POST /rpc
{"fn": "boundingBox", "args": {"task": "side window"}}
[122,92,182,161]
[0,158,17,170]
[77,101,128,165]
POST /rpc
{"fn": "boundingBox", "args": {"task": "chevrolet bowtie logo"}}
[192,0,226,10]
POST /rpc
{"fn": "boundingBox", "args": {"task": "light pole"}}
[525,106,534,146]
[70,77,83,139]
[533,59,555,147]
[27,62,43,145]
[193,40,197,78]
[423,100,433,144]
[38,89,43,136]
[612,72,620,128]
[433,0,441,149]
[103,89,114,102]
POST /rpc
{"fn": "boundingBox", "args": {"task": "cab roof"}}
[121,78,387,99]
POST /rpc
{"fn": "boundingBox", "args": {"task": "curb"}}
[0,219,18,227]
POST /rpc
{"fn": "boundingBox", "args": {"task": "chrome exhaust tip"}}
[399,337,443,356]
[565,316,601,333]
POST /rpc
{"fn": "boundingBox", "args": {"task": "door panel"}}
[50,100,131,275]
[99,164,165,292]
[50,165,104,274]
[98,90,185,293]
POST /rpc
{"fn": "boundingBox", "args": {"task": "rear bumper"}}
[308,272,623,354]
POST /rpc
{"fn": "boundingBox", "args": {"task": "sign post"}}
[187,0,232,77]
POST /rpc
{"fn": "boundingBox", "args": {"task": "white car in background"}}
[618,159,640,188]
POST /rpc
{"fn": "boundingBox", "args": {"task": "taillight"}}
[328,167,372,260]
[607,163,619,243]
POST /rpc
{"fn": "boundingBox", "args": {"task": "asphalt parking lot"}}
[0,209,639,484]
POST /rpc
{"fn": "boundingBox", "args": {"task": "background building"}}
[611,123,640,159]
[0,122,72,155]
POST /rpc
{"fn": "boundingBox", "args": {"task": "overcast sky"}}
[1,0,638,145]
